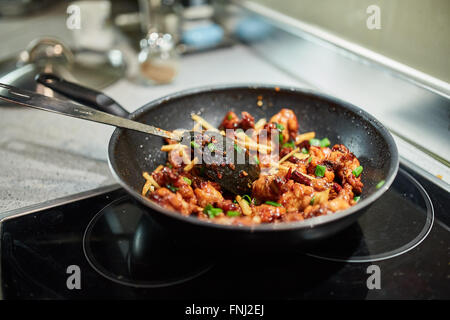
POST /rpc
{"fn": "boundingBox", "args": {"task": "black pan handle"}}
[35,73,129,118]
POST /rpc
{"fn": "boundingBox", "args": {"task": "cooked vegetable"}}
[376,180,385,189]
[204,204,223,218]
[353,165,363,177]
[207,142,215,152]
[283,141,296,148]
[275,123,284,131]
[161,144,187,152]
[191,141,200,149]
[320,137,331,147]
[293,153,309,160]
[226,210,240,217]
[142,172,160,196]
[183,157,198,172]
[295,131,315,145]
[315,165,326,177]
[309,138,321,146]
[167,184,178,193]
[279,147,300,164]
[242,195,252,203]
[236,195,252,216]
[191,114,222,133]
[265,201,282,207]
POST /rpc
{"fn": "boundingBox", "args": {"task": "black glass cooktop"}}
[1,165,449,299]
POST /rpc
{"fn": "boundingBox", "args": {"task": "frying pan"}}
[16,74,401,249]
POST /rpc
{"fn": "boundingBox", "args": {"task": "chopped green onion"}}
[190,141,200,149]
[376,180,385,189]
[242,194,252,204]
[283,141,295,149]
[301,147,309,154]
[254,155,260,165]
[320,137,331,147]
[210,208,222,215]
[275,123,285,131]
[167,184,178,193]
[354,196,361,202]
[265,201,282,207]
[183,177,192,185]
[226,210,240,217]
[203,204,223,218]
[352,166,363,177]
[227,114,233,120]
[315,165,326,177]
[234,143,243,153]
[207,143,215,152]
[309,138,321,146]
[310,196,316,205]
[308,156,312,163]
[167,163,173,169]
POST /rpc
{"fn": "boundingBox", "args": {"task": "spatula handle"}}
[0,83,179,141]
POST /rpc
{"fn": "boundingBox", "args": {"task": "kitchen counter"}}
[0,45,306,212]
[1,6,448,213]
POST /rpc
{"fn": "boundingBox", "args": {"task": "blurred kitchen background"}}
[0,0,448,212]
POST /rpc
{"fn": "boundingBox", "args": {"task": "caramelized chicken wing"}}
[269,108,299,143]
[194,181,224,208]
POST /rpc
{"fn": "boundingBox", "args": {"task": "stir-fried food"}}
[142,108,364,225]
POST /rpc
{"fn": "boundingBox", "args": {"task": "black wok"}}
[38,75,399,249]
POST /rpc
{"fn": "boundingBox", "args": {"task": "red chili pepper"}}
[286,167,292,180]
[333,182,342,193]
[291,170,312,186]
[288,156,302,164]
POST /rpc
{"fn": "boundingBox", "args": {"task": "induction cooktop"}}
[1,165,449,300]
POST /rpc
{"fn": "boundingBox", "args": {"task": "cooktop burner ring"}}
[304,168,434,263]
[82,196,214,288]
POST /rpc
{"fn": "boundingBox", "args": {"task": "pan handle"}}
[35,73,129,118]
